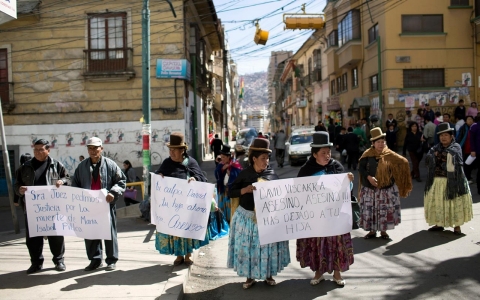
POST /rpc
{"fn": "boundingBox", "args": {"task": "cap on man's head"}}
[86,137,102,147]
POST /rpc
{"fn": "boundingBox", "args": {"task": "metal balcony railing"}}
[83,48,134,74]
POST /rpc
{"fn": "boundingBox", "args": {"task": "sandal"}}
[173,258,184,266]
[364,232,376,239]
[310,275,325,286]
[265,278,277,286]
[333,276,345,286]
[184,259,194,266]
[242,280,256,289]
[380,233,390,240]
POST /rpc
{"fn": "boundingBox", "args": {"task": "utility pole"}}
[0,100,19,234]
[223,49,228,144]
[141,0,151,198]
[377,35,383,127]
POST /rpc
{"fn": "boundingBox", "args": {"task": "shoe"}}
[184,260,193,266]
[428,226,444,232]
[55,262,66,272]
[173,258,184,266]
[380,233,390,240]
[242,280,256,289]
[84,261,103,271]
[310,275,325,286]
[26,264,42,274]
[264,278,276,286]
[106,263,116,271]
[364,232,376,239]
[453,230,464,236]
[333,276,345,286]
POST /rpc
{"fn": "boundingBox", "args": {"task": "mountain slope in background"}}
[242,71,268,109]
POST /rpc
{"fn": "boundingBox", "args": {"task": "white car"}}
[285,128,315,166]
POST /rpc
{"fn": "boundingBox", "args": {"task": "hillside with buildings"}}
[242,71,268,109]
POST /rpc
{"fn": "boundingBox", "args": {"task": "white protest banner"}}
[150,173,214,240]
[25,186,111,240]
[253,174,352,245]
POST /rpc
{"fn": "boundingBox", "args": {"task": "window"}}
[307,57,312,75]
[342,73,348,91]
[450,0,469,5]
[331,80,336,95]
[87,13,127,72]
[313,49,321,68]
[403,69,444,88]
[338,10,361,47]
[336,77,341,94]
[351,68,358,87]
[370,74,378,92]
[0,49,9,104]
[368,23,379,44]
[327,30,338,47]
[402,15,443,33]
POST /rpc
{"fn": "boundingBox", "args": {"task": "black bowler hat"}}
[436,122,454,135]
[310,132,333,148]
[167,132,188,148]
[248,138,272,153]
[220,145,232,155]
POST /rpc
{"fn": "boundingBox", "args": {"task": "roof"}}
[351,96,371,108]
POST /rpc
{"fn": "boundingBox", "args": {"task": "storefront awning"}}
[351,96,370,109]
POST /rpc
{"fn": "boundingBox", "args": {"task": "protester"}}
[385,124,397,152]
[424,123,473,235]
[403,122,425,182]
[296,132,354,286]
[454,99,466,121]
[154,133,208,266]
[467,102,478,118]
[72,137,126,271]
[434,113,456,145]
[274,129,287,168]
[342,127,361,170]
[227,138,290,289]
[456,116,475,183]
[14,140,69,274]
[215,145,242,223]
[122,160,139,206]
[205,188,229,241]
[210,134,223,165]
[359,128,413,240]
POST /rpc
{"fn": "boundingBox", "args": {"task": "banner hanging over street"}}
[150,173,214,240]
[253,174,352,245]
[25,186,111,240]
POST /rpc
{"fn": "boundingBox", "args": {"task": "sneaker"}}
[106,263,116,271]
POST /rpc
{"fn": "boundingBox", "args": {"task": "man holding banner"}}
[72,137,126,271]
[15,139,70,274]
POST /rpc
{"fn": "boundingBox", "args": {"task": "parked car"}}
[285,127,315,166]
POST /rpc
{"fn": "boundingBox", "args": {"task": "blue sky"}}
[212,0,327,75]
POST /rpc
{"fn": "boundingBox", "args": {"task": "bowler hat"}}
[248,138,272,153]
[167,132,188,148]
[310,132,333,148]
[220,145,232,155]
[370,127,386,141]
[436,122,454,135]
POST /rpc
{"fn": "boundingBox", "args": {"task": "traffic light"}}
[283,3,325,30]
[254,21,269,45]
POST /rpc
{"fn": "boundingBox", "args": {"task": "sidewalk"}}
[0,159,219,300]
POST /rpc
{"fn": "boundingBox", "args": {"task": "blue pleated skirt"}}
[155,233,209,256]
[206,210,230,240]
[227,206,290,279]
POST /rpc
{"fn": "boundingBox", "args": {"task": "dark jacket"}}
[228,165,278,211]
[210,138,223,156]
[386,119,398,130]
[454,106,466,121]
[14,157,70,207]
[385,130,397,150]
[342,132,360,153]
[403,130,423,154]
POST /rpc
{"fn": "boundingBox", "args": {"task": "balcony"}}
[337,41,362,69]
[326,48,338,76]
[0,82,15,113]
[296,99,307,108]
[83,48,135,82]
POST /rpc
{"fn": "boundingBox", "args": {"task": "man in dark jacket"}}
[14,139,70,274]
[335,127,347,163]
[314,121,326,132]
[210,134,223,164]
[454,99,466,122]
[342,127,360,170]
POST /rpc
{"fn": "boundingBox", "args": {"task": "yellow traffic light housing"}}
[254,21,269,45]
[283,3,325,30]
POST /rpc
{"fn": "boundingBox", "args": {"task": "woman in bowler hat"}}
[215,144,242,222]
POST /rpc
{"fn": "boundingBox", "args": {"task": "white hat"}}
[86,137,102,147]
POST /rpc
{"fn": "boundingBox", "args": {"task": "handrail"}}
[126,181,145,201]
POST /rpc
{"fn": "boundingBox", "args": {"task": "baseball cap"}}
[86,137,102,147]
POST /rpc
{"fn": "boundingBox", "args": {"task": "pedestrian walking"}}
[122,160,139,206]
[227,138,290,289]
[467,102,478,118]
[423,103,435,124]
[403,121,425,182]
[342,127,360,170]
[454,99,466,121]
[415,108,425,131]
[72,137,126,271]
[210,134,223,165]
[359,128,413,240]
[385,124,397,151]
[424,123,473,235]
[385,113,398,131]
[423,116,436,148]
[456,116,475,183]
[353,123,368,151]
[274,129,287,168]
[335,127,347,163]
[296,132,354,286]
[314,121,326,132]
[215,145,242,223]
[154,133,208,266]
[14,139,70,274]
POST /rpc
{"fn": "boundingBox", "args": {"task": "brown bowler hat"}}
[167,132,188,148]
[370,127,386,141]
[248,138,272,153]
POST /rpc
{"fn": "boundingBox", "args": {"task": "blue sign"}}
[156,59,191,80]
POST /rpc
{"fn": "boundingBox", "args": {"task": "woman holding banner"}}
[227,138,290,289]
[296,132,354,286]
[359,128,412,240]
[215,144,242,222]
[154,133,208,266]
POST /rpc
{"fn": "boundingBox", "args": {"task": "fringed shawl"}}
[359,146,412,197]
[425,141,469,200]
